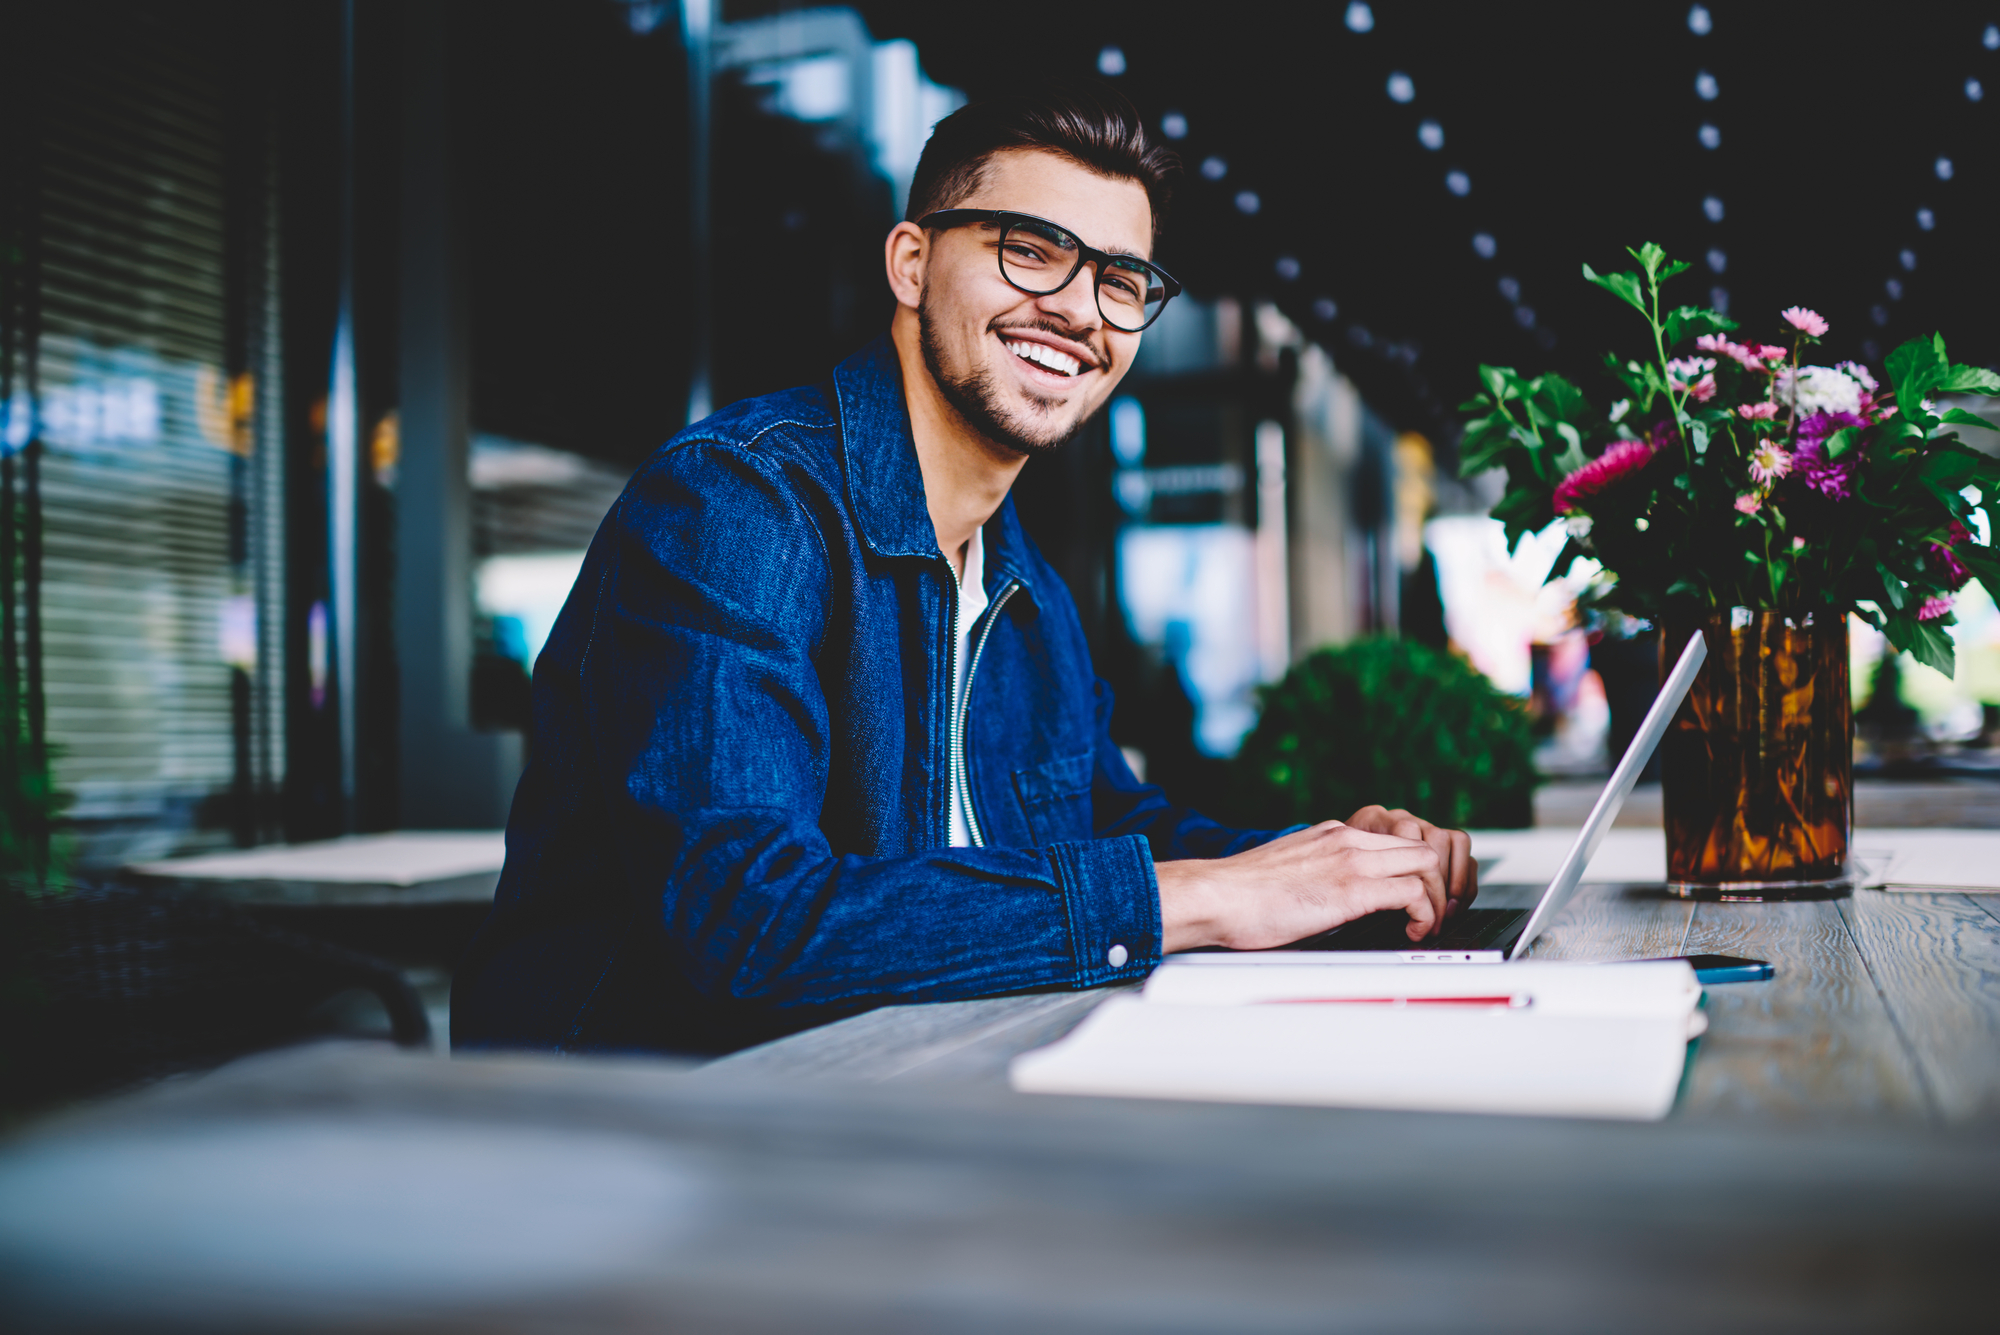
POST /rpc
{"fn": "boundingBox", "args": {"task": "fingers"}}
[1338,839,1446,939]
[1446,827,1477,910]
[1342,806,1476,927]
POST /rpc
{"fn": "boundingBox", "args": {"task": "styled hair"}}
[906,83,1178,237]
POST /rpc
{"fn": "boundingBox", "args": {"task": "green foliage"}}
[1229,639,1538,831]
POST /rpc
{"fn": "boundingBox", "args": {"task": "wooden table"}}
[4,829,1998,1330]
[707,829,2000,1126]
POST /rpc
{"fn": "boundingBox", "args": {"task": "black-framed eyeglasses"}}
[917,209,1182,333]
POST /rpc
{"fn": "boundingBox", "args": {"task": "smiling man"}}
[453,86,1476,1057]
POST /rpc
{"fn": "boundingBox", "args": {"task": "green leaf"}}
[1877,563,1907,610]
[1492,486,1552,549]
[1657,260,1692,283]
[1936,367,2000,395]
[1938,407,1998,430]
[1904,619,1958,679]
[1582,263,1647,317]
[1534,372,1592,425]
[1663,306,1738,346]
[1887,335,1948,410]
[1689,419,1710,456]
[1824,426,1860,460]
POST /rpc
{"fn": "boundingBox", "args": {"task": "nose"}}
[1031,264,1103,334]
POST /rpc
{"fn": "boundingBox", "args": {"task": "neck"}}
[891,308,1028,573]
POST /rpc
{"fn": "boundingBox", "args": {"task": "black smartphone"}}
[1673,954,1775,984]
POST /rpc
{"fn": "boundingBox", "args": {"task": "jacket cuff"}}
[1049,835,1161,987]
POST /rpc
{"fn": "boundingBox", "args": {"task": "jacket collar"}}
[832,334,1037,598]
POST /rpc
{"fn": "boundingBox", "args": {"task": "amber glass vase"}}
[1659,610,1854,900]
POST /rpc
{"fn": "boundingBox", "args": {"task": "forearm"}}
[645,816,1162,1006]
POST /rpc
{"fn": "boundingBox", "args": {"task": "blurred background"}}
[2,0,1997,1095]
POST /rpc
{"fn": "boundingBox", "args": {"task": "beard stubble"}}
[917,294,1085,458]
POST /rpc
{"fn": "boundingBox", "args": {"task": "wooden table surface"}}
[6,830,2000,1330]
[707,831,2000,1126]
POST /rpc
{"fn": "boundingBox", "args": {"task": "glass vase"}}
[1659,609,1854,900]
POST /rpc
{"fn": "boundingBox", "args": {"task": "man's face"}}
[915,149,1153,456]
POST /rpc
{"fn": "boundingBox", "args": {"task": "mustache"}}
[990,318,1105,371]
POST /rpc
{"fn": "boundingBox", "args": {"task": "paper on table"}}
[1010,997,1696,1121]
[1142,960,1703,1020]
[1469,828,1666,885]
[1855,831,2000,893]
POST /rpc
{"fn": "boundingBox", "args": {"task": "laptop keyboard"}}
[1279,907,1529,953]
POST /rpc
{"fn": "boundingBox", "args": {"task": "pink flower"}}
[1694,335,1789,374]
[1734,493,1763,515]
[1696,334,1767,371]
[1667,356,1718,402]
[1554,439,1657,514]
[1836,360,1878,392]
[1738,401,1779,421]
[1748,439,1792,483]
[1918,595,1955,622]
[1781,307,1829,337]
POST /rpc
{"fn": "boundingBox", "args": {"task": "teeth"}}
[1005,339,1081,377]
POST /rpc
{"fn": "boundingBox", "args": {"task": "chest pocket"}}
[1011,750,1094,848]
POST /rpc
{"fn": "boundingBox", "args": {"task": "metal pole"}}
[681,0,713,426]
[327,0,359,829]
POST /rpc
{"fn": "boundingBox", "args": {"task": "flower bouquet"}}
[1460,243,2000,896]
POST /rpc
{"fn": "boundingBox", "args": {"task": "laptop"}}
[1182,629,1709,965]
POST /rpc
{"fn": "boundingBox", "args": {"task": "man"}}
[454,86,1475,1057]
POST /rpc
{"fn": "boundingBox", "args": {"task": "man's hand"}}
[1155,809,1478,954]
[1340,805,1478,922]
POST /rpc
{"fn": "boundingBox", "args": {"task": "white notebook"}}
[1011,962,1704,1121]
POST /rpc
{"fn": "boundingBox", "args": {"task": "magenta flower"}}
[1754,344,1790,363]
[1781,307,1829,337]
[1738,401,1779,421]
[1554,439,1657,514]
[1734,493,1763,515]
[1918,595,1955,622]
[1789,441,1857,501]
[1795,410,1868,449]
[1929,523,1973,588]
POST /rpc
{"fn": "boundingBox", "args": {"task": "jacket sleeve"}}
[1084,677,1301,861]
[579,442,1160,1012]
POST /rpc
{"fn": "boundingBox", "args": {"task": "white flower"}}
[1608,399,1631,424]
[1565,515,1594,541]
[1773,365,1863,416]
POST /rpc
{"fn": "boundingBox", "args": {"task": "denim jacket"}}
[453,336,1277,1056]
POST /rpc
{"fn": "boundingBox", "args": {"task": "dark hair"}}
[906,83,1178,237]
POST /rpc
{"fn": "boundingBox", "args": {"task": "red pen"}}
[1261,995,1532,1008]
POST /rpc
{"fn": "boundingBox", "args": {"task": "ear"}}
[884,221,928,311]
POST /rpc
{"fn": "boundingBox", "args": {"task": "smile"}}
[1003,338,1084,378]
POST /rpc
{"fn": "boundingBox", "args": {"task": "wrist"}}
[1155,858,1224,954]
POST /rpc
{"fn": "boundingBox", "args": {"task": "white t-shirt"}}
[948,527,989,847]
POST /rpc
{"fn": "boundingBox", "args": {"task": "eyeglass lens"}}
[998,218,1166,332]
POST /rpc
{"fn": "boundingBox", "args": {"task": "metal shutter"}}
[25,14,280,864]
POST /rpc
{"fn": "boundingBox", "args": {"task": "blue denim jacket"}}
[453,336,1276,1056]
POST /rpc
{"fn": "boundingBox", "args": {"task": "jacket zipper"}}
[952,579,1020,848]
